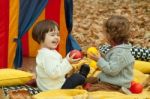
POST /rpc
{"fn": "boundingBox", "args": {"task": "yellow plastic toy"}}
[134,60,150,73]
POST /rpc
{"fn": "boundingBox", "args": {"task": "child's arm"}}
[39,53,72,79]
[97,53,129,76]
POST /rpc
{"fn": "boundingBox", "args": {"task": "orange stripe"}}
[8,0,19,68]
[28,10,45,57]
[59,0,68,57]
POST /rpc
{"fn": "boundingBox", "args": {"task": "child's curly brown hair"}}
[104,15,130,45]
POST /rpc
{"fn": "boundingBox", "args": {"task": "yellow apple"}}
[89,60,97,69]
[87,47,99,56]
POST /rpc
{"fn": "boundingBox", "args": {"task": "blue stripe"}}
[14,0,48,68]
[65,0,81,53]
[66,34,81,53]
[65,0,73,33]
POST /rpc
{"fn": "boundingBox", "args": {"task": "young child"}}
[88,15,135,93]
[32,20,89,91]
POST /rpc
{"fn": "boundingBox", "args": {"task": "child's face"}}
[42,26,60,50]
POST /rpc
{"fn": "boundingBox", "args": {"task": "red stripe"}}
[22,32,29,57]
[45,0,60,24]
[0,0,9,68]
[45,0,61,51]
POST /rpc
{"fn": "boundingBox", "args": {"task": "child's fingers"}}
[73,58,81,61]
[88,52,100,61]
[71,58,81,64]
[88,52,94,57]
[89,53,96,59]
[70,53,76,59]
[91,51,100,56]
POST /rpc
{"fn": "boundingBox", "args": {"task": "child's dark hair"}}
[32,20,59,44]
[104,15,130,44]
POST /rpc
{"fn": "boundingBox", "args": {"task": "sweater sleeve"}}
[40,52,72,79]
[97,53,129,76]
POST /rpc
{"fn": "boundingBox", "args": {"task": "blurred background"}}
[72,0,150,53]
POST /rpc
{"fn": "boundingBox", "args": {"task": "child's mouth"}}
[52,41,58,45]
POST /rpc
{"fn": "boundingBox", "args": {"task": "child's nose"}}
[55,35,59,39]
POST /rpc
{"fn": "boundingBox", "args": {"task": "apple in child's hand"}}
[129,81,143,94]
[83,83,92,90]
[69,50,83,59]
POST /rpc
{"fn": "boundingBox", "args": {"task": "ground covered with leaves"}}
[72,0,150,53]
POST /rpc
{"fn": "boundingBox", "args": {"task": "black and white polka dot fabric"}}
[99,44,150,62]
[131,46,150,62]
[0,85,41,95]
[99,44,112,54]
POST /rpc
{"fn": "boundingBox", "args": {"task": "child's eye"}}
[53,33,59,36]
[57,33,60,36]
[47,33,54,36]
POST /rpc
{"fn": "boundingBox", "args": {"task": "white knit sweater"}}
[36,48,72,91]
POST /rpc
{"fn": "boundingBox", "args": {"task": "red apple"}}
[129,81,143,94]
[69,50,83,59]
[131,81,137,86]
[83,83,92,90]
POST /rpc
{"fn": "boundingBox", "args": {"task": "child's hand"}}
[66,52,81,64]
[88,52,101,61]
